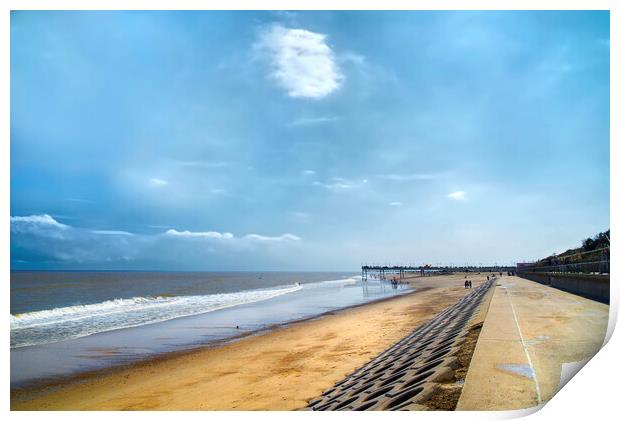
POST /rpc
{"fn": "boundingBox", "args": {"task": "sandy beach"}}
[11,273,488,410]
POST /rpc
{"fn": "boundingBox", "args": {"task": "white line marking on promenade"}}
[505,282,542,405]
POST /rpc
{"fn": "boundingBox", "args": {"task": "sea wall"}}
[517,272,609,304]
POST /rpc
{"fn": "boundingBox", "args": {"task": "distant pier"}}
[361,265,515,281]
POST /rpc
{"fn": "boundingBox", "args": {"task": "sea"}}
[10,271,410,387]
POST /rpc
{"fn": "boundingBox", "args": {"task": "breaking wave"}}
[10,284,302,348]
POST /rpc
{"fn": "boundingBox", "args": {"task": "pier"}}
[361,265,515,281]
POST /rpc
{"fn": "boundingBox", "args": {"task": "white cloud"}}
[10,214,68,229]
[166,229,301,243]
[447,191,466,200]
[313,177,366,192]
[290,116,340,127]
[244,233,301,242]
[389,202,404,207]
[149,178,169,187]
[91,230,135,236]
[255,25,343,99]
[165,229,234,240]
[303,170,316,175]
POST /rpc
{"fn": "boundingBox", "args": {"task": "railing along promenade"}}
[516,247,610,303]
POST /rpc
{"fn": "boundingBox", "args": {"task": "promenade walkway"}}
[457,276,608,410]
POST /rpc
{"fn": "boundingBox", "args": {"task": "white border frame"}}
[2,2,616,420]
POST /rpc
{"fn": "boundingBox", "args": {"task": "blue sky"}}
[10,11,609,270]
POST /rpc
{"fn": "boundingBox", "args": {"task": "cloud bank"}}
[11,215,302,267]
[10,214,68,230]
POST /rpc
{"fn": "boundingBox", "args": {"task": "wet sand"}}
[12,273,488,410]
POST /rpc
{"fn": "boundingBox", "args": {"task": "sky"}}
[10,10,610,271]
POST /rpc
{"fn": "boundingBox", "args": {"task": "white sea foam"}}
[300,277,360,289]
[10,284,302,348]
[320,278,358,286]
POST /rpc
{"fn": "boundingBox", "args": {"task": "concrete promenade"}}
[457,276,608,410]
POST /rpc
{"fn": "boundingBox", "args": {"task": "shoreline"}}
[11,273,409,385]
[11,285,422,391]
[12,273,484,410]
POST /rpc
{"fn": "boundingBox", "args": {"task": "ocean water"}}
[10,271,410,386]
